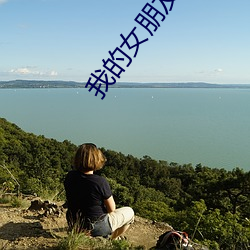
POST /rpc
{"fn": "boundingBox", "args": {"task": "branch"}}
[0,164,20,196]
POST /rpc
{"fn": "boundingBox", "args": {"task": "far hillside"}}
[1,80,250,89]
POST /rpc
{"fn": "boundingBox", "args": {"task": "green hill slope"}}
[0,117,77,196]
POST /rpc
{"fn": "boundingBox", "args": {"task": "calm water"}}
[0,88,250,171]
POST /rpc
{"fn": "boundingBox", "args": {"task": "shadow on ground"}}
[0,221,53,241]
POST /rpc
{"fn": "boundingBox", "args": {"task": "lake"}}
[0,88,249,171]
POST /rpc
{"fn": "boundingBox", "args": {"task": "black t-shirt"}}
[64,170,112,219]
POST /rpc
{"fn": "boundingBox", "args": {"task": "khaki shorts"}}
[107,207,134,232]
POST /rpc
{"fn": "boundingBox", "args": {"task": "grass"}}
[0,195,11,204]
[56,229,145,250]
[57,229,94,250]
[38,187,65,203]
[0,194,29,208]
[10,196,30,208]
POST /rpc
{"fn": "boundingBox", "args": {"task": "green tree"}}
[134,201,173,222]
[220,168,250,216]
[106,178,134,206]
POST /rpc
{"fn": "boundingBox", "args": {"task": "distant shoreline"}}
[1,80,250,89]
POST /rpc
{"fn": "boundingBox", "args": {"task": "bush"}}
[133,201,173,222]
[0,195,12,204]
[10,196,29,208]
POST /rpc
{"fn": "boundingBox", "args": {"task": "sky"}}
[1,0,250,84]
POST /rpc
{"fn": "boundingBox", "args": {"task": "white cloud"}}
[50,70,58,76]
[10,68,31,75]
[9,67,41,75]
[198,68,223,75]
[0,0,8,5]
[9,67,58,77]
[214,68,223,73]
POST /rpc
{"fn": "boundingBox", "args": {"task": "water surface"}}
[0,88,249,170]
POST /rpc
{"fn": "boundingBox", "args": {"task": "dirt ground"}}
[0,200,173,250]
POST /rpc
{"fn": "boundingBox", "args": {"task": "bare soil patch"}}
[0,202,172,249]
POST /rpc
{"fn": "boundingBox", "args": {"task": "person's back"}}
[64,170,112,229]
[64,143,134,238]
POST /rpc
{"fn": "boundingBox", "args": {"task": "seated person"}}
[64,143,134,239]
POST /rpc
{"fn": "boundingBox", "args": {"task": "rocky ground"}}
[0,199,173,250]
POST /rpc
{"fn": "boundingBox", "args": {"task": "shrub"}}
[57,230,94,250]
[10,196,29,208]
[133,201,173,222]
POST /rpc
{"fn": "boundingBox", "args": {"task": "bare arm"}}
[104,195,116,213]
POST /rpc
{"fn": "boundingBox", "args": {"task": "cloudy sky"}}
[1,0,250,84]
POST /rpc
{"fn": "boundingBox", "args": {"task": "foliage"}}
[106,178,134,206]
[0,117,76,196]
[0,195,12,204]
[57,230,143,250]
[133,201,173,222]
[165,200,250,249]
[1,117,250,248]
[10,195,30,208]
[57,230,94,250]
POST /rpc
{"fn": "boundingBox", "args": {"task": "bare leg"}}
[111,224,131,239]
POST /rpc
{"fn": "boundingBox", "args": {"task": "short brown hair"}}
[73,143,106,172]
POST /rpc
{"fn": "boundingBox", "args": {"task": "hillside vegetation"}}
[0,117,249,249]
